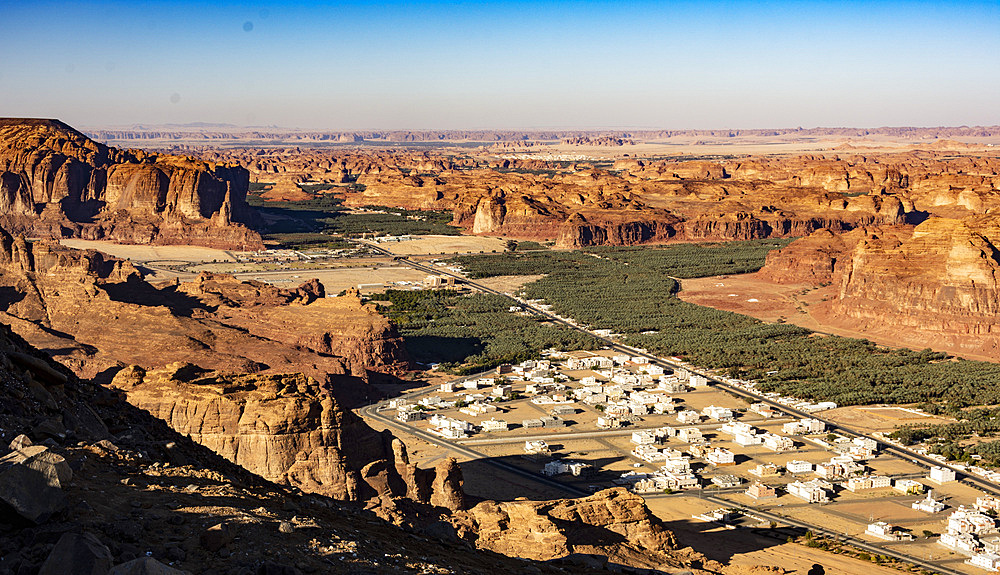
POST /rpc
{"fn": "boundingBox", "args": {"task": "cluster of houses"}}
[937,503,1000,571]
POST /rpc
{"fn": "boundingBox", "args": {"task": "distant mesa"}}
[0,118,262,250]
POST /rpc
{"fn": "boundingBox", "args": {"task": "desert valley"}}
[0,116,999,575]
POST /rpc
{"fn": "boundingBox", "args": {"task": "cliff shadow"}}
[661,516,802,564]
[458,453,626,503]
[403,335,484,366]
[100,280,216,317]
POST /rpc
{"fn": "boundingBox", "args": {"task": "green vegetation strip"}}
[367,290,598,374]
[248,193,460,246]
[449,241,1000,409]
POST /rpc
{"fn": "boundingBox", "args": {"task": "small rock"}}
[8,434,33,451]
[278,521,294,534]
[165,546,185,562]
[199,522,236,552]
[38,532,113,575]
[32,417,65,441]
[167,515,185,526]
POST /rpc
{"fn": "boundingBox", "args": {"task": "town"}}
[375,348,1000,574]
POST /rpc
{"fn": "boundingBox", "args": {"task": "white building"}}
[949,506,998,535]
[749,403,779,418]
[912,492,946,513]
[785,460,813,474]
[762,434,795,452]
[782,418,826,435]
[865,521,896,540]
[967,552,1000,571]
[940,531,981,554]
[705,448,736,466]
[631,430,658,445]
[480,418,509,432]
[978,496,1000,514]
[787,479,832,503]
[689,374,709,387]
[677,427,704,443]
[702,405,733,421]
[524,440,549,454]
[676,410,701,424]
[930,465,958,484]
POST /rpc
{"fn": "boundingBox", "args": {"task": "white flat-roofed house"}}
[719,421,754,436]
[689,374,709,387]
[677,410,702,424]
[949,506,998,535]
[480,418,509,432]
[967,552,1000,571]
[396,408,426,423]
[940,531,981,554]
[631,430,657,445]
[542,460,570,476]
[596,415,621,429]
[705,448,736,466]
[930,465,958,484]
[702,405,733,421]
[786,460,813,474]
[733,430,763,447]
[492,384,513,398]
[712,475,742,488]
[522,418,544,429]
[749,403,778,418]
[762,434,795,452]
[439,382,456,393]
[524,440,549,454]
[658,379,687,393]
[787,479,832,503]
[632,444,670,462]
[677,427,704,443]
[979,496,1000,514]
[781,418,826,435]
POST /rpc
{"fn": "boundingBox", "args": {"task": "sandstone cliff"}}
[759,215,1000,359]
[0,230,409,404]
[0,118,262,249]
[109,363,461,508]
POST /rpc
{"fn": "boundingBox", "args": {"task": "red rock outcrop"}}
[0,118,262,250]
[450,487,715,572]
[759,215,1000,359]
[0,229,409,404]
[109,364,461,507]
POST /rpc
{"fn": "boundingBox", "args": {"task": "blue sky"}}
[1,1,997,130]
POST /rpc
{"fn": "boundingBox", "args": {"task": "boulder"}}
[37,532,113,575]
[0,454,68,523]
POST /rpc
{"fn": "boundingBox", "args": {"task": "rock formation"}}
[759,214,1000,359]
[0,118,262,249]
[0,230,409,404]
[109,363,460,507]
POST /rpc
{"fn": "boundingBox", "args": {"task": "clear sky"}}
[1,0,997,130]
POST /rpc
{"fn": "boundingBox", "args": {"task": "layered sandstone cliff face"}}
[0,118,262,249]
[109,363,462,507]
[0,229,409,404]
[759,215,1000,358]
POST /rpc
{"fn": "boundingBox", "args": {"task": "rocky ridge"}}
[0,118,262,250]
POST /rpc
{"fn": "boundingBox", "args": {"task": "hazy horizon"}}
[3,1,998,131]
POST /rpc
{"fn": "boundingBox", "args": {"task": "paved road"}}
[359,401,589,498]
